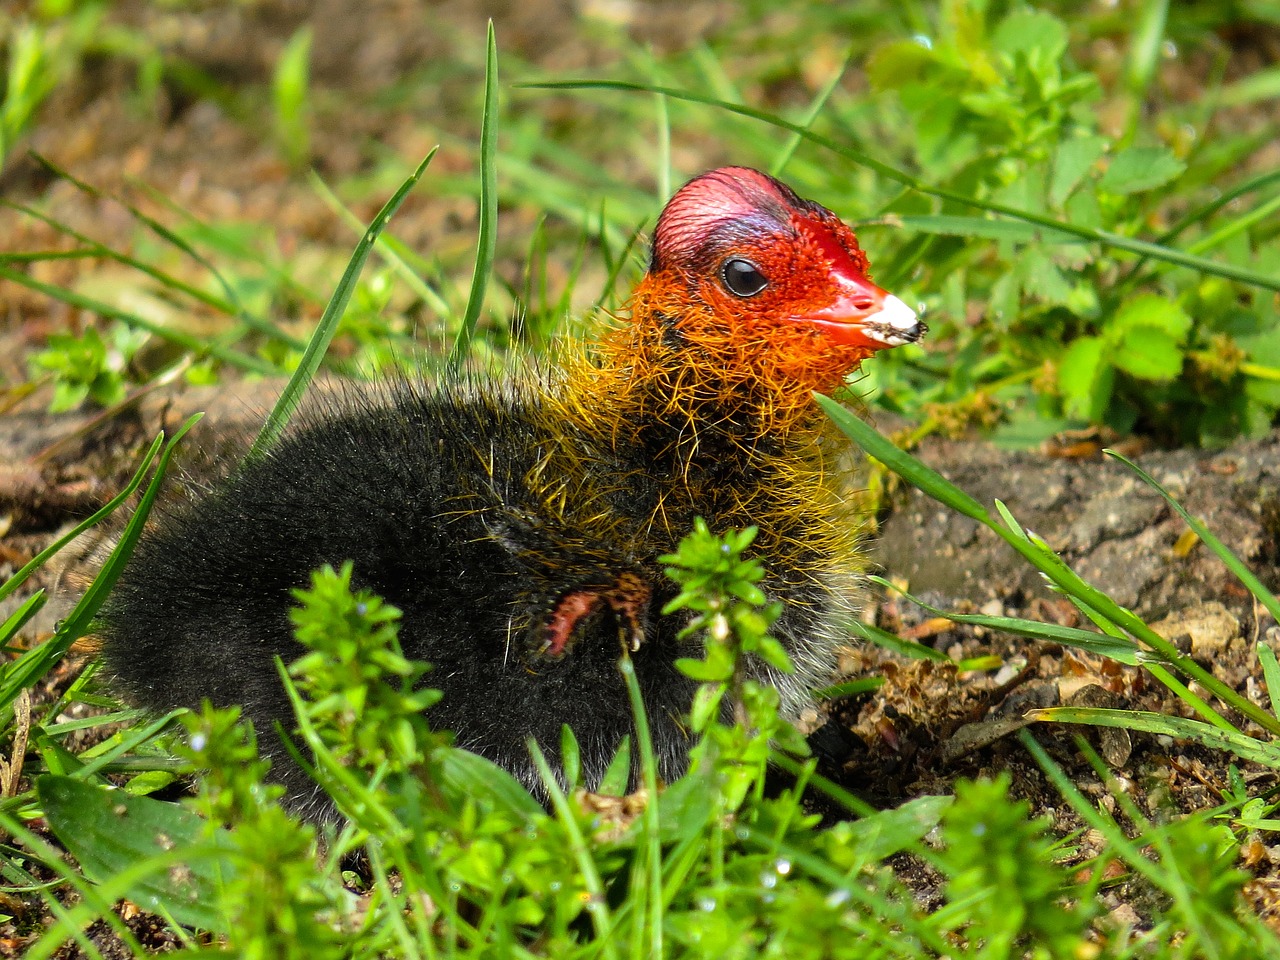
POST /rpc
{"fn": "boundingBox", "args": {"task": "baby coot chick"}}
[99,167,925,820]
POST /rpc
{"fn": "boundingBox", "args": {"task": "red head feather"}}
[646,167,922,353]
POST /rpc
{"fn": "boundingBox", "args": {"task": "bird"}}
[97,166,925,820]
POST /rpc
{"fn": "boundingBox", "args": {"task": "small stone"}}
[1150,602,1239,657]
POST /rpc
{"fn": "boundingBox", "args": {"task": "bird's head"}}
[641,167,924,373]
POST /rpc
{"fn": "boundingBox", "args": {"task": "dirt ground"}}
[3,0,1280,951]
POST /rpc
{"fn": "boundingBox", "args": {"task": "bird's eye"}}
[720,258,769,297]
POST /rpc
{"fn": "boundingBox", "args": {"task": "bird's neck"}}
[557,279,874,452]
[539,280,874,566]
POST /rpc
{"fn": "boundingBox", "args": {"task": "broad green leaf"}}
[1113,326,1183,381]
[992,10,1068,60]
[814,677,886,699]
[123,770,179,796]
[1021,249,1073,305]
[1064,188,1104,229]
[439,748,543,819]
[597,735,632,796]
[837,794,953,866]
[674,654,732,682]
[38,775,236,932]
[865,39,935,91]
[560,724,582,788]
[1111,293,1192,337]
[1098,146,1186,194]
[1057,335,1114,421]
[1051,135,1107,207]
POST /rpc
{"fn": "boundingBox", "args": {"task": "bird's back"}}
[100,379,708,814]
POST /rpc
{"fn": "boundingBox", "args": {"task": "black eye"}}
[720,258,769,297]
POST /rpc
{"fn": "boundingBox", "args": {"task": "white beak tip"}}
[863,295,927,346]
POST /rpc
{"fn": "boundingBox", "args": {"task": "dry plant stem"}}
[0,689,30,796]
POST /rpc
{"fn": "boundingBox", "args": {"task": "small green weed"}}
[864,4,1280,446]
[272,26,313,172]
[26,322,146,411]
[5,513,1274,957]
[938,773,1096,957]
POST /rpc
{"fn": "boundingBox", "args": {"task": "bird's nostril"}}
[851,297,875,312]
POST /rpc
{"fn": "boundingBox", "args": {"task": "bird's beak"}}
[794,271,926,352]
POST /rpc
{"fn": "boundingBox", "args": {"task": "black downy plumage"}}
[98,167,925,819]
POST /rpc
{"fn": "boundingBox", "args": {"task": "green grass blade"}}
[1106,449,1280,626]
[992,498,1027,538]
[619,653,663,960]
[654,90,671,203]
[1018,731,1166,889]
[829,403,1280,737]
[0,200,241,322]
[1258,641,1280,719]
[1122,0,1170,139]
[1140,662,1237,734]
[770,50,848,177]
[524,79,909,183]
[526,80,1280,293]
[250,150,435,457]
[53,416,202,653]
[308,170,452,317]
[0,265,281,375]
[885,213,1078,244]
[737,820,954,953]
[132,179,323,305]
[847,619,952,662]
[447,22,500,373]
[272,26,313,170]
[1220,65,1280,106]
[1156,168,1280,246]
[0,591,45,649]
[527,739,618,959]
[0,433,164,608]
[59,711,187,784]
[868,576,1142,664]
[816,394,989,521]
[1185,190,1280,256]
[1033,707,1280,769]
[28,155,297,348]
